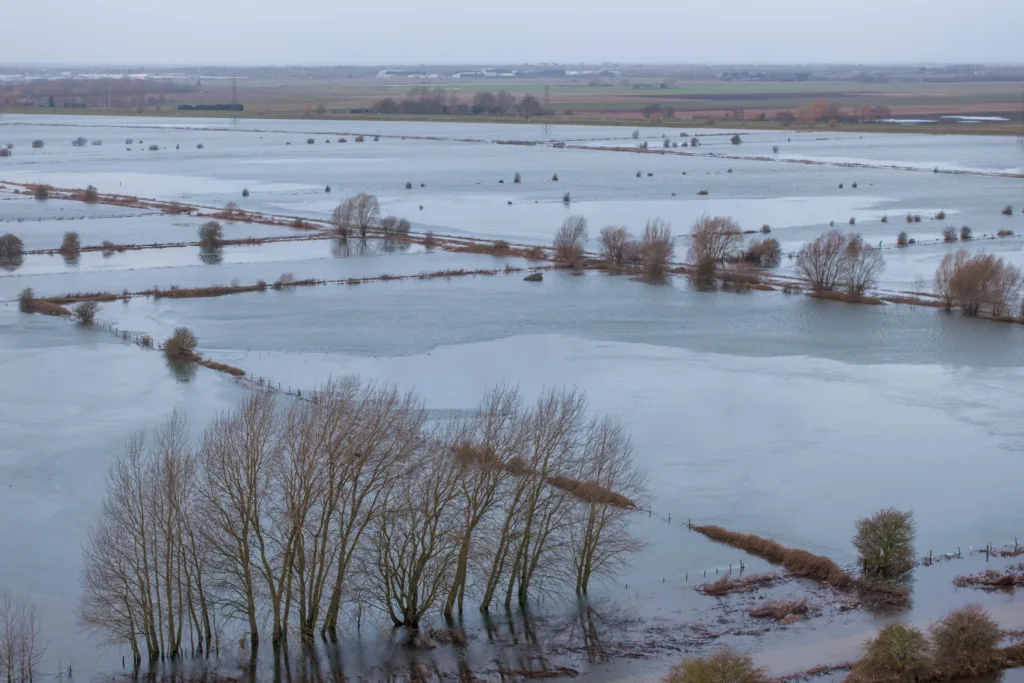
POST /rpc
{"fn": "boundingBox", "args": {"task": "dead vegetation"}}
[748,599,810,622]
[953,564,1024,591]
[699,573,777,596]
[17,288,71,317]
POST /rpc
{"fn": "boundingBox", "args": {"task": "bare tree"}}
[320,384,426,639]
[553,216,588,266]
[508,389,588,608]
[0,588,45,683]
[494,90,517,116]
[79,413,200,662]
[444,386,530,618]
[367,427,460,629]
[796,229,847,291]
[196,393,279,652]
[841,235,884,294]
[641,218,675,278]
[567,417,646,594]
[686,215,742,282]
[598,226,630,267]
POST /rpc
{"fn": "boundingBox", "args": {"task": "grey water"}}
[1,114,1024,681]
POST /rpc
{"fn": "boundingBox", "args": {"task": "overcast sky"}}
[3,0,1022,65]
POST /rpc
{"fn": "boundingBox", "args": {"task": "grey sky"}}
[4,0,1022,65]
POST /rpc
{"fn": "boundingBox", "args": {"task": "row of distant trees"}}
[775,101,892,125]
[372,88,548,118]
[79,381,646,661]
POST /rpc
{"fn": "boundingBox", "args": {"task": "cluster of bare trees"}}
[599,220,676,278]
[0,588,44,683]
[79,381,645,662]
[934,249,1022,316]
[796,230,884,294]
[331,193,380,239]
[371,88,524,117]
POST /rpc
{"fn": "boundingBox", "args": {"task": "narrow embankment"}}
[692,524,907,608]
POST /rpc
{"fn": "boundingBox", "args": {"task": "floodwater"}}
[2,114,1024,682]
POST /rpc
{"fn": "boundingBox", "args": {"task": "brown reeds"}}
[196,359,246,377]
[545,475,636,508]
[953,564,1024,591]
[748,599,810,621]
[699,573,777,596]
[807,290,885,305]
[692,525,853,587]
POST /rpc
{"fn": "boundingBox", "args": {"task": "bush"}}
[942,227,958,243]
[562,192,571,204]
[59,232,81,256]
[772,145,779,154]
[222,201,239,217]
[0,147,10,158]
[743,238,782,268]
[935,249,1023,316]
[760,225,771,233]
[307,138,315,144]
[730,134,742,145]
[719,262,760,290]
[242,188,250,197]
[138,335,153,348]
[164,327,198,360]
[960,226,972,241]
[354,135,365,143]
[198,221,224,248]
[493,240,510,253]
[514,172,521,184]
[72,137,88,147]
[897,232,908,247]
[631,129,640,140]
[599,226,631,266]
[552,173,559,182]
[18,288,35,312]
[101,240,117,255]
[1001,205,1013,216]
[31,140,44,149]
[930,605,1001,674]
[148,145,159,151]
[423,231,437,249]
[34,184,50,200]
[553,215,588,266]
[73,301,99,325]
[687,215,743,282]
[997,229,1014,238]
[936,210,946,220]
[380,216,411,237]
[641,219,675,278]
[663,647,766,683]
[881,215,889,223]
[854,508,915,579]
[856,623,932,683]
[83,185,99,203]
[274,272,295,289]
[0,233,24,258]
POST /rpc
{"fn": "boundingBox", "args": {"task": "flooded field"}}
[1,114,1024,682]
